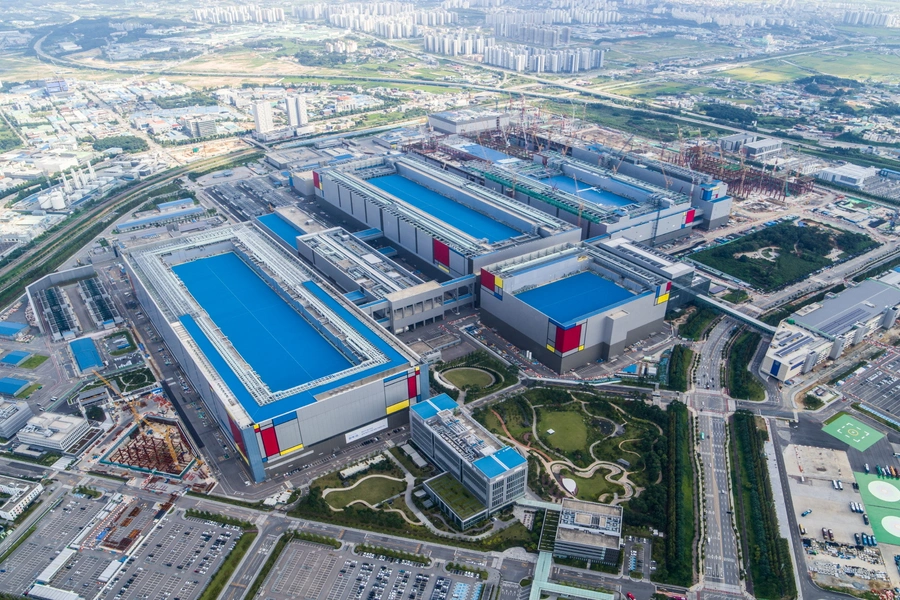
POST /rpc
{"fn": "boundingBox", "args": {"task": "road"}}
[689,319,742,594]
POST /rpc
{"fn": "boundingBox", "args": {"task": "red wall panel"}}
[685,209,696,224]
[433,239,450,266]
[229,417,247,457]
[480,269,495,291]
[407,375,418,399]
[555,324,582,354]
[260,427,280,457]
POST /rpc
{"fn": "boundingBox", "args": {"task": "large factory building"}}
[124,225,424,482]
[472,151,702,245]
[479,240,675,372]
[312,155,581,279]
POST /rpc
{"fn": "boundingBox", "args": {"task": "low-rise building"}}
[0,475,43,521]
[0,399,33,439]
[17,412,90,453]
[762,274,900,382]
[552,499,623,566]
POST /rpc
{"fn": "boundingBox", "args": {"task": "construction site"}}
[101,416,196,478]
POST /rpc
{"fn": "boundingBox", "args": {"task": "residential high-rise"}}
[252,101,275,134]
[285,95,309,127]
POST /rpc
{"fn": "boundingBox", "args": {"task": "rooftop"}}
[555,498,623,550]
[256,212,305,248]
[792,279,900,339]
[412,394,525,479]
[429,109,507,124]
[126,225,414,425]
[425,471,485,519]
[368,173,520,243]
[516,270,635,325]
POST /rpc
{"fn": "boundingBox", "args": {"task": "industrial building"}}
[762,273,900,382]
[297,227,475,333]
[77,277,123,330]
[0,399,33,438]
[17,413,90,453]
[313,154,580,278]
[427,110,509,135]
[124,224,424,482]
[0,475,43,521]
[816,164,881,190]
[741,138,783,161]
[117,205,205,233]
[410,394,527,529]
[479,240,674,372]
[552,499,623,566]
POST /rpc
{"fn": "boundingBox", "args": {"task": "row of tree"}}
[731,411,797,599]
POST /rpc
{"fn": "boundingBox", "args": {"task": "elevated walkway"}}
[692,293,776,335]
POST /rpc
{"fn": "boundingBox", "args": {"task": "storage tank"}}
[50,192,66,210]
[38,194,52,210]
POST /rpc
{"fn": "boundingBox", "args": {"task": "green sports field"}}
[854,473,900,545]
[822,415,883,452]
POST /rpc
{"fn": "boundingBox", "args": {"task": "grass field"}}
[613,81,732,100]
[822,415,883,452]
[721,61,808,84]
[15,383,41,398]
[18,355,48,369]
[324,475,407,509]
[443,367,494,389]
[561,467,624,503]
[788,50,900,83]
[537,409,589,453]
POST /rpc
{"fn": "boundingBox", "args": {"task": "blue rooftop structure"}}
[1,351,31,366]
[369,174,520,243]
[157,198,195,211]
[538,175,634,208]
[69,338,103,372]
[0,321,27,338]
[516,271,635,325]
[410,393,458,420]
[118,206,205,232]
[0,377,30,396]
[451,143,516,164]
[256,213,306,248]
[473,446,527,478]
[173,252,410,422]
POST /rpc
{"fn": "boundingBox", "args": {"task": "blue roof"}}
[173,252,410,423]
[411,394,458,420]
[452,143,515,164]
[369,174,520,243]
[69,338,103,372]
[157,198,194,211]
[0,377,28,396]
[257,213,305,247]
[473,447,526,479]
[0,321,27,336]
[1,351,30,365]
[516,271,636,326]
[119,206,204,230]
[537,175,634,208]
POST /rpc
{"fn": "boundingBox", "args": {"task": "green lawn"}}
[18,355,48,369]
[721,62,808,84]
[324,476,407,509]
[561,467,624,502]
[425,472,485,519]
[442,368,494,389]
[537,409,589,453]
[15,383,40,398]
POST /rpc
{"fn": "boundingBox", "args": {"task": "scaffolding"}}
[677,146,815,201]
[106,420,192,477]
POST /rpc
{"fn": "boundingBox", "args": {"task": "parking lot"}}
[0,493,105,595]
[840,349,900,416]
[95,511,241,600]
[257,540,484,600]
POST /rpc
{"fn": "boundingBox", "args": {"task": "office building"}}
[17,413,90,453]
[285,95,309,128]
[552,499,623,566]
[0,475,43,521]
[410,394,527,529]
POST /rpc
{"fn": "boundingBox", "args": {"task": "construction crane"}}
[613,133,636,174]
[93,370,181,469]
